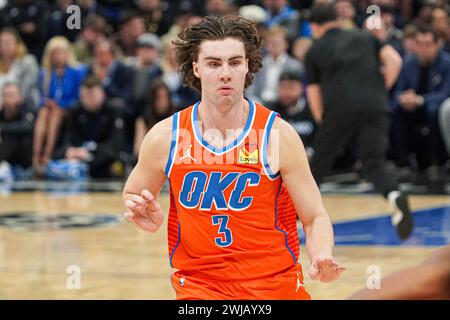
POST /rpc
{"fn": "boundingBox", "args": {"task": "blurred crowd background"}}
[0,0,449,184]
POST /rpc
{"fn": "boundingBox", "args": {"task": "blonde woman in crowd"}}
[33,36,86,175]
[0,28,40,111]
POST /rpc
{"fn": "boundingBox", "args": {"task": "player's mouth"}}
[218,86,233,94]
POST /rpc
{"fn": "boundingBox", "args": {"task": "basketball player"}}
[122,15,345,300]
[349,245,450,299]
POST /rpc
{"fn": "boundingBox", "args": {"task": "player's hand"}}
[308,255,346,282]
[123,189,164,233]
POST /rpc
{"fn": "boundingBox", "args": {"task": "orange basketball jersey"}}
[165,98,300,281]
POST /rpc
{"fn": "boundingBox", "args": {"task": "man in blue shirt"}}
[392,26,450,173]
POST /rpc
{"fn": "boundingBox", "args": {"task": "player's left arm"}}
[270,117,346,282]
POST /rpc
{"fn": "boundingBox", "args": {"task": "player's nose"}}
[220,64,232,81]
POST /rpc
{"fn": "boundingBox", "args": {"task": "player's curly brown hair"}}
[173,15,263,92]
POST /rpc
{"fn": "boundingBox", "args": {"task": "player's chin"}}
[216,95,234,104]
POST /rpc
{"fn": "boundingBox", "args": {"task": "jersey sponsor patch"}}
[238,143,258,165]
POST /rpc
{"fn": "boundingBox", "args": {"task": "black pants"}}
[0,135,32,168]
[391,106,448,169]
[310,109,398,198]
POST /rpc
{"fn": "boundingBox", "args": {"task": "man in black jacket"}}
[0,82,34,169]
[304,3,413,239]
[60,75,127,178]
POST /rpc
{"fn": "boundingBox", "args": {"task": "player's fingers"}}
[147,198,162,213]
[308,264,320,280]
[140,189,161,213]
[335,266,346,272]
[125,200,149,219]
[141,189,154,202]
[123,211,135,221]
[130,194,146,206]
[125,200,137,208]
[321,265,346,282]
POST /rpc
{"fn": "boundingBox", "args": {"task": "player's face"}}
[193,37,249,107]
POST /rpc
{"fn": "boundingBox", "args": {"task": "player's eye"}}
[209,62,220,67]
[230,60,241,66]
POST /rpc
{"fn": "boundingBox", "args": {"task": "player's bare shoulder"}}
[269,116,308,173]
[271,116,305,152]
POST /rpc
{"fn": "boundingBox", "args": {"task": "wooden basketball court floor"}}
[0,185,449,300]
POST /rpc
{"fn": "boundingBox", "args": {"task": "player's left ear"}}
[193,61,200,78]
[245,58,249,74]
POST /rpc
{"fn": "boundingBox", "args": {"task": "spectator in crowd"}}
[0,81,34,170]
[246,26,303,105]
[96,0,131,28]
[263,0,311,41]
[133,79,175,161]
[270,70,316,158]
[335,0,357,29]
[78,0,110,21]
[33,36,86,175]
[0,28,40,111]
[0,0,48,60]
[46,0,81,43]
[292,36,313,63]
[205,0,236,17]
[60,75,127,178]
[73,15,111,65]
[160,35,200,109]
[413,1,437,27]
[380,4,405,55]
[114,11,146,58]
[402,24,418,56]
[159,12,203,48]
[372,0,405,29]
[127,33,163,117]
[86,38,134,112]
[238,4,267,37]
[364,5,404,56]
[392,26,450,174]
[136,0,174,37]
[431,7,450,53]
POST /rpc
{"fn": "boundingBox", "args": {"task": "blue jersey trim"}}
[274,182,297,264]
[262,111,281,179]
[169,221,181,268]
[191,98,256,155]
[164,112,179,177]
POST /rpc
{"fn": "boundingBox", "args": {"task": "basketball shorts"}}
[170,263,311,300]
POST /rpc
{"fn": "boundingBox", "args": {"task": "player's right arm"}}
[122,116,173,233]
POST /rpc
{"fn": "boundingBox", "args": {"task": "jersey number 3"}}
[211,215,233,247]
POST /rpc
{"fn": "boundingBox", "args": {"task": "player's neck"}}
[197,96,249,137]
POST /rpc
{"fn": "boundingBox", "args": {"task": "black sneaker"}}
[388,191,414,240]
